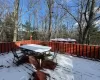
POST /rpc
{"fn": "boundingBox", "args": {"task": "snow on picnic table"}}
[0,52,100,80]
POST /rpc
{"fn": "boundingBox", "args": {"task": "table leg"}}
[31,64,37,72]
[40,59,42,67]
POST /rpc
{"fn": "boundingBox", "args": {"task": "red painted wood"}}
[0,43,2,53]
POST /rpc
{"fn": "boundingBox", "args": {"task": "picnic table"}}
[20,44,51,67]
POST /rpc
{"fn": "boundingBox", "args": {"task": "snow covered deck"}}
[0,52,100,80]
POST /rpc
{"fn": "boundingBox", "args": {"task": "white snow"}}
[0,52,34,80]
[20,44,51,53]
[0,52,100,80]
[51,38,76,42]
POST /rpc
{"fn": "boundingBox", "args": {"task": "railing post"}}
[30,35,32,44]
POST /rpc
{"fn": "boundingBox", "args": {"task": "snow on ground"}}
[0,52,34,80]
[0,52,100,80]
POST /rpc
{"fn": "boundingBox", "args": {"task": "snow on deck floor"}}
[0,52,100,80]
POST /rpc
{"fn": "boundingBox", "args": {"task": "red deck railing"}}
[0,40,100,60]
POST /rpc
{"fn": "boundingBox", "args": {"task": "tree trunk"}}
[82,0,95,44]
[47,0,54,41]
[13,0,19,42]
[48,7,52,40]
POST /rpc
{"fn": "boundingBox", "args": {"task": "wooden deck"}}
[0,52,100,80]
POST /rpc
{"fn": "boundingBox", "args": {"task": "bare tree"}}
[46,0,54,40]
[0,0,14,42]
[13,0,20,41]
[57,0,100,44]
[53,4,67,38]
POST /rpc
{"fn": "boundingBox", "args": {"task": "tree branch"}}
[57,3,79,23]
[95,5,100,13]
[84,0,90,23]
[94,16,100,20]
[19,0,39,18]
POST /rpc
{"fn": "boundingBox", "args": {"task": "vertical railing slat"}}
[98,47,100,60]
[86,45,88,57]
[94,46,95,59]
[0,43,2,53]
[90,46,91,59]
[79,45,80,56]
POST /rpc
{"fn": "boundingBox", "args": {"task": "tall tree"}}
[4,13,15,42]
[82,0,96,43]
[13,0,20,41]
[46,0,54,40]
[0,0,14,42]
